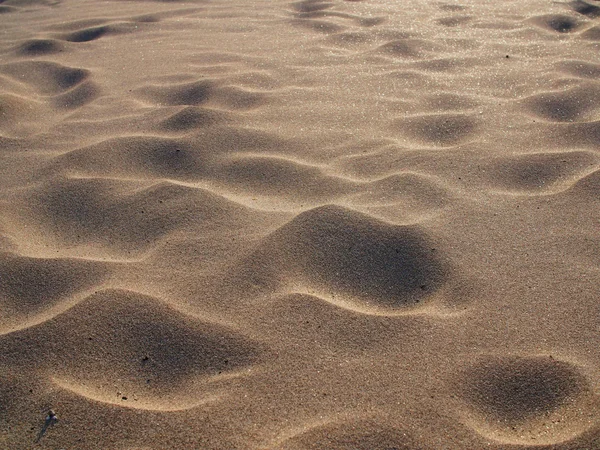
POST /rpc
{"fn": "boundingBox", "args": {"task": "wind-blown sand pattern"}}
[1,0,600,448]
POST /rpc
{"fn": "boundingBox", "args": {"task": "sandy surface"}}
[1,0,600,448]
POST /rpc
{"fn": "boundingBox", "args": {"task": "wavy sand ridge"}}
[557,59,600,78]
[50,136,210,179]
[8,176,268,258]
[9,9,203,56]
[523,83,600,122]
[0,91,47,137]
[205,153,453,212]
[454,354,600,446]
[50,126,291,175]
[155,106,231,133]
[483,150,599,194]
[566,165,600,198]
[0,61,98,109]
[346,172,452,218]
[1,61,89,94]
[0,289,265,411]
[0,252,110,333]
[268,418,422,450]
[48,135,457,212]
[289,0,386,37]
[54,20,152,43]
[211,155,355,205]
[390,113,480,147]
[135,79,268,110]
[0,60,98,136]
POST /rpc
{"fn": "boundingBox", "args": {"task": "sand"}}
[1,0,600,448]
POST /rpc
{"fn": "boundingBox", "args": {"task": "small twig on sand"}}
[35,409,58,443]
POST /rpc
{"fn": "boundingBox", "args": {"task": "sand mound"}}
[1,289,264,410]
[16,39,65,56]
[455,355,599,445]
[231,205,448,314]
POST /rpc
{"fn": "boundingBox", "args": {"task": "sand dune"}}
[1,0,600,448]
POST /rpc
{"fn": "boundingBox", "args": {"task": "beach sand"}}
[1,0,600,448]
